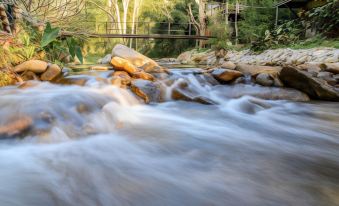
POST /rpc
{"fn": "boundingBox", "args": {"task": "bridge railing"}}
[86,21,198,36]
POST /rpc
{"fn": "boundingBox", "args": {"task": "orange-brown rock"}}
[112,71,131,85]
[110,77,122,87]
[56,77,89,86]
[211,68,243,82]
[21,71,40,81]
[236,64,282,76]
[90,66,110,71]
[132,71,155,81]
[0,116,32,137]
[18,81,40,89]
[40,64,61,81]
[111,56,139,74]
[112,44,159,68]
[130,80,161,103]
[14,60,48,73]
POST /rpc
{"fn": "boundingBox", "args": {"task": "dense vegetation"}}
[0,0,338,66]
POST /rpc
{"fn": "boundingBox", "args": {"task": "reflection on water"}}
[0,71,338,206]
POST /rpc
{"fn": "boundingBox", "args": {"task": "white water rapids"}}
[0,69,338,206]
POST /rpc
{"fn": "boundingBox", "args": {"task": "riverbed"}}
[0,67,338,206]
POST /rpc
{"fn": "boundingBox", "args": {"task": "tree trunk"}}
[0,4,11,33]
[198,0,206,48]
[130,0,142,47]
[122,0,130,34]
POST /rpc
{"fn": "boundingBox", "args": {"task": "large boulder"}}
[236,64,282,76]
[280,66,339,101]
[40,64,61,81]
[211,68,243,82]
[99,54,112,64]
[177,51,193,64]
[255,73,274,87]
[111,71,131,86]
[21,71,40,81]
[112,44,159,69]
[320,63,339,74]
[111,56,139,74]
[14,60,48,73]
[221,61,236,70]
[130,79,162,103]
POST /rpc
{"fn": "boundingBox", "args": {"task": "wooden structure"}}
[62,21,215,40]
[274,0,327,26]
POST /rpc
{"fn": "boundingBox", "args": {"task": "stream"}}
[0,67,338,206]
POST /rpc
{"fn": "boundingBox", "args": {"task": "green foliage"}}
[306,0,339,37]
[251,19,304,51]
[40,22,60,47]
[40,22,84,64]
[141,0,197,57]
[207,12,232,50]
[238,0,275,44]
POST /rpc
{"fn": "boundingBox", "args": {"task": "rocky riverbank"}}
[2,45,339,104]
[176,47,339,66]
[174,47,339,101]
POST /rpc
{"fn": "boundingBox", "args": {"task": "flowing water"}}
[0,68,338,206]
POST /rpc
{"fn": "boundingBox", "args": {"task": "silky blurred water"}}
[0,71,338,206]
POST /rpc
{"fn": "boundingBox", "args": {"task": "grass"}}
[288,37,339,49]
[0,70,15,87]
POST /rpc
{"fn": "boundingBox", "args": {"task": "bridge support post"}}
[275,6,279,27]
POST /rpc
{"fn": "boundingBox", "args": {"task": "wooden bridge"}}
[61,21,214,40]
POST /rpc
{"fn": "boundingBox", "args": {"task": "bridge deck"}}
[61,32,214,40]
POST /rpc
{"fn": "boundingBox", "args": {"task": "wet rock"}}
[233,77,246,84]
[99,54,112,64]
[0,116,32,138]
[177,51,192,64]
[132,71,155,81]
[317,72,336,85]
[320,63,339,74]
[110,77,123,87]
[77,103,93,114]
[297,63,322,74]
[152,72,170,80]
[112,71,131,85]
[255,73,274,87]
[41,64,61,81]
[211,68,243,82]
[334,74,339,82]
[111,56,139,74]
[236,64,282,76]
[112,44,159,69]
[199,73,220,86]
[143,64,168,74]
[90,66,112,71]
[95,77,109,84]
[18,81,40,89]
[171,88,215,105]
[221,61,236,70]
[131,79,161,103]
[217,84,310,101]
[21,71,40,81]
[14,60,48,73]
[280,66,339,101]
[57,76,89,86]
